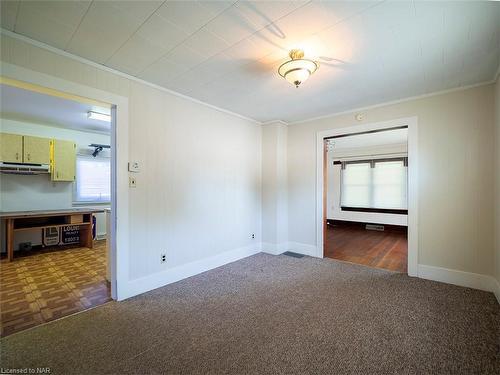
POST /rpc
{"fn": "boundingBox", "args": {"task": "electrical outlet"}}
[129,176,137,188]
[160,254,166,263]
[251,233,255,239]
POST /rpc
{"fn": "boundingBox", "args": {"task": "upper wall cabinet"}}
[0,133,23,163]
[0,133,76,181]
[51,139,76,182]
[23,135,51,164]
[0,133,52,164]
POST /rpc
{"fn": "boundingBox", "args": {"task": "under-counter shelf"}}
[2,209,103,261]
[13,222,91,232]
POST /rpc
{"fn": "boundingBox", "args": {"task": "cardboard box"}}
[65,214,84,224]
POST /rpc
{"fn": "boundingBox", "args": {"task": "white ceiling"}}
[0,84,111,133]
[328,127,407,150]
[1,1,499,123]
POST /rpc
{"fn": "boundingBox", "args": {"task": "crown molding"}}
[0,28,262,125]
[289,79,496,125]
[261,120,289,126]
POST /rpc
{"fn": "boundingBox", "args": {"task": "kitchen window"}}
[73,155,111,203]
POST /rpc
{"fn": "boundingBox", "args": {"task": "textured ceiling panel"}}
[1,0,498,123]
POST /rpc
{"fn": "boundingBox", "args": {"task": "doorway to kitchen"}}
[0,78,117,337]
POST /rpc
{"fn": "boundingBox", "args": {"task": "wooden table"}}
[1,209,104,261]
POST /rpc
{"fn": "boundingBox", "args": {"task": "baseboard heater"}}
[365,224,385,231]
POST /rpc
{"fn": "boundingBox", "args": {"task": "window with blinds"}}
[340,158,407,211]
[74,155,111,203]
[341,162,372,208]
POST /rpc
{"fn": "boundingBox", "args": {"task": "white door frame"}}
[1,63,130,299]
[316,117,418,276]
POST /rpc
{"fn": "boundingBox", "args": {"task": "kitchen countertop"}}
[0,208,106,218]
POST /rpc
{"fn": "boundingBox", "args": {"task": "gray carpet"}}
[1,253,499,374]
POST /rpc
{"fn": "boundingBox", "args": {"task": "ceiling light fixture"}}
[88,111,111,122]
[278,49,319,88]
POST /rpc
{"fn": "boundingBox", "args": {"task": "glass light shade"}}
[284,68,311,87]
[278,58,318,87]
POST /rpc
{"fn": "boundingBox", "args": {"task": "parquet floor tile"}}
[0,240,110,337]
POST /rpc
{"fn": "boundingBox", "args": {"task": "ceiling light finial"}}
[289,49,304,60]
[278,49,319,88]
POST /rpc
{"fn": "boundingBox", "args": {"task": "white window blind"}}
[373,160,407,209]
[74,156,111,203]
[341,159,407,210]
[341,163,372,208]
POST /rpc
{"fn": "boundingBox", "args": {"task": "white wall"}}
[0,118,110,250]
[495,77,500,293]
[0,34,262,287]
[288,84,495,276]
[326,143,408,225]
[125,85,261,280]
[261,122,288,253]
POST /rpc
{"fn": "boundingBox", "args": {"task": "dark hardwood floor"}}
[325,221,407,273]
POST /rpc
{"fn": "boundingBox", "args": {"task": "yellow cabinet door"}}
[51,139,76,182]
[23,136,51,164]
[0,133,23,163]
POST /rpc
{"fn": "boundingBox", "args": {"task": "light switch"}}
[128,161,140,173]
[129,176,137,188]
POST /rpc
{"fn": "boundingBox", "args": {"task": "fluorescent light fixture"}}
[88,111,111,122]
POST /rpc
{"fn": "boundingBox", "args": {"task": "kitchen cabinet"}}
[51,139,76,182]
[23,135,51,164]
[0,133,23,163]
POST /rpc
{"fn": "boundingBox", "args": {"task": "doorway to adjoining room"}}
[323,127,408,273]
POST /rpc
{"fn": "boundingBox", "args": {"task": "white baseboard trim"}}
[492,278,500,305]
[121,244,260,300]
[418,264,500,303]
